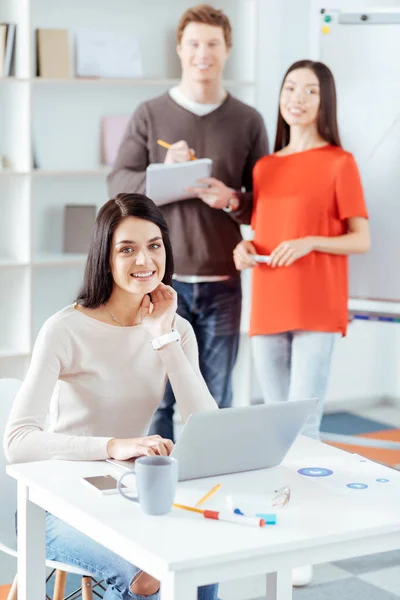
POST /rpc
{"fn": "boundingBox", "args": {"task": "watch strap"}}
[151,329,181,350]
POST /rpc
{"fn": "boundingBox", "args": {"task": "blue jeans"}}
[252,331,339,440]
[45,513,218,600]
[149,278,242,441]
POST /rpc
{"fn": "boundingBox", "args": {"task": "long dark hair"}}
[274,59,342,152]
[76,193,174,308]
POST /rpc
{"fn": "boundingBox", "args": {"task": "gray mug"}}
[117,456,178,515]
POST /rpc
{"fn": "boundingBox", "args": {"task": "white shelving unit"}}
[0,0,267,379]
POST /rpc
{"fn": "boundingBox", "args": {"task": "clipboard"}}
[145,158,212,206]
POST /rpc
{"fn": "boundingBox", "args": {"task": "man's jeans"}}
[150,277,242,441]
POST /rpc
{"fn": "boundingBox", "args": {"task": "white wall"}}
[250,0,400,407]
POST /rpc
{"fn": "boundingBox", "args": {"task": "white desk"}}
[7,436,400,600]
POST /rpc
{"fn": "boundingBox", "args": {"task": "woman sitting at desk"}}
[234,60,370,442]
[4,193,218,600]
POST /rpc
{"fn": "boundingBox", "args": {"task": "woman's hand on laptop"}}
[107,435,174,460]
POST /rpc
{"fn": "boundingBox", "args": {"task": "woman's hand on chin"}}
[107,435,174,460]
[140,283,177,338]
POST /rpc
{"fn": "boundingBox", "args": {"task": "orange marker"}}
[173,503,265,527]
[157,139,196,160]
[203,510,265,527]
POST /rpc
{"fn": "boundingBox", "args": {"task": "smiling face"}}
[177,22,229,84]
[279,67,321,127]
[110,217,166,296]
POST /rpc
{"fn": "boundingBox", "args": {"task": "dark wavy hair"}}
[76,193,174,308]
[274,59,342,152]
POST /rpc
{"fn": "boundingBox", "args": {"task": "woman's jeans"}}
[45,513,218,600]
[252,331,339,440]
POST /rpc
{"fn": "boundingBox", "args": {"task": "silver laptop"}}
[107,399,315,481]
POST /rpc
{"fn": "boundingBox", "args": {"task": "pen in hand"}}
[157,138,196,161]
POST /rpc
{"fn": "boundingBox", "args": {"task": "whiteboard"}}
[319,10,400,302]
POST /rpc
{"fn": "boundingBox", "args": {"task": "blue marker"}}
[234,508,277,525]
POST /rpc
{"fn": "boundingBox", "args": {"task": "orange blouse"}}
[250,145,368,337]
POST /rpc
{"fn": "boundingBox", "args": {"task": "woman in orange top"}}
[234,60,370,442]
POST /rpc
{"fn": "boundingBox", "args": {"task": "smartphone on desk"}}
[81,474,133,496]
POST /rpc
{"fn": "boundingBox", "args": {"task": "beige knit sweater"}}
[4,305,217,464]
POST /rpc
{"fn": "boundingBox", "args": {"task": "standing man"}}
[108,4,269,441]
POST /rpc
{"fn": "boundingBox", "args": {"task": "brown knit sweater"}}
[108,93,269,276]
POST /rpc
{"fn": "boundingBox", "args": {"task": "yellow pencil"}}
[157,138,196,161]
[173,503,204,514]
[156,139,171,150]
[195,483,222,507]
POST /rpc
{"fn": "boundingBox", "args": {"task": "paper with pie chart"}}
[286,454,400,500]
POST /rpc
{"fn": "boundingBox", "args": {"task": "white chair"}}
[0,378,104,600]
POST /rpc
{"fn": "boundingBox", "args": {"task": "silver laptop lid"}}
[171,399,316,481]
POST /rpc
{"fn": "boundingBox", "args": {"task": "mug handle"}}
[117,470,139,503]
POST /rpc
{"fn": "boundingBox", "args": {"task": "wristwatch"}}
[151,329,181,350]
[223,190,240,213]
